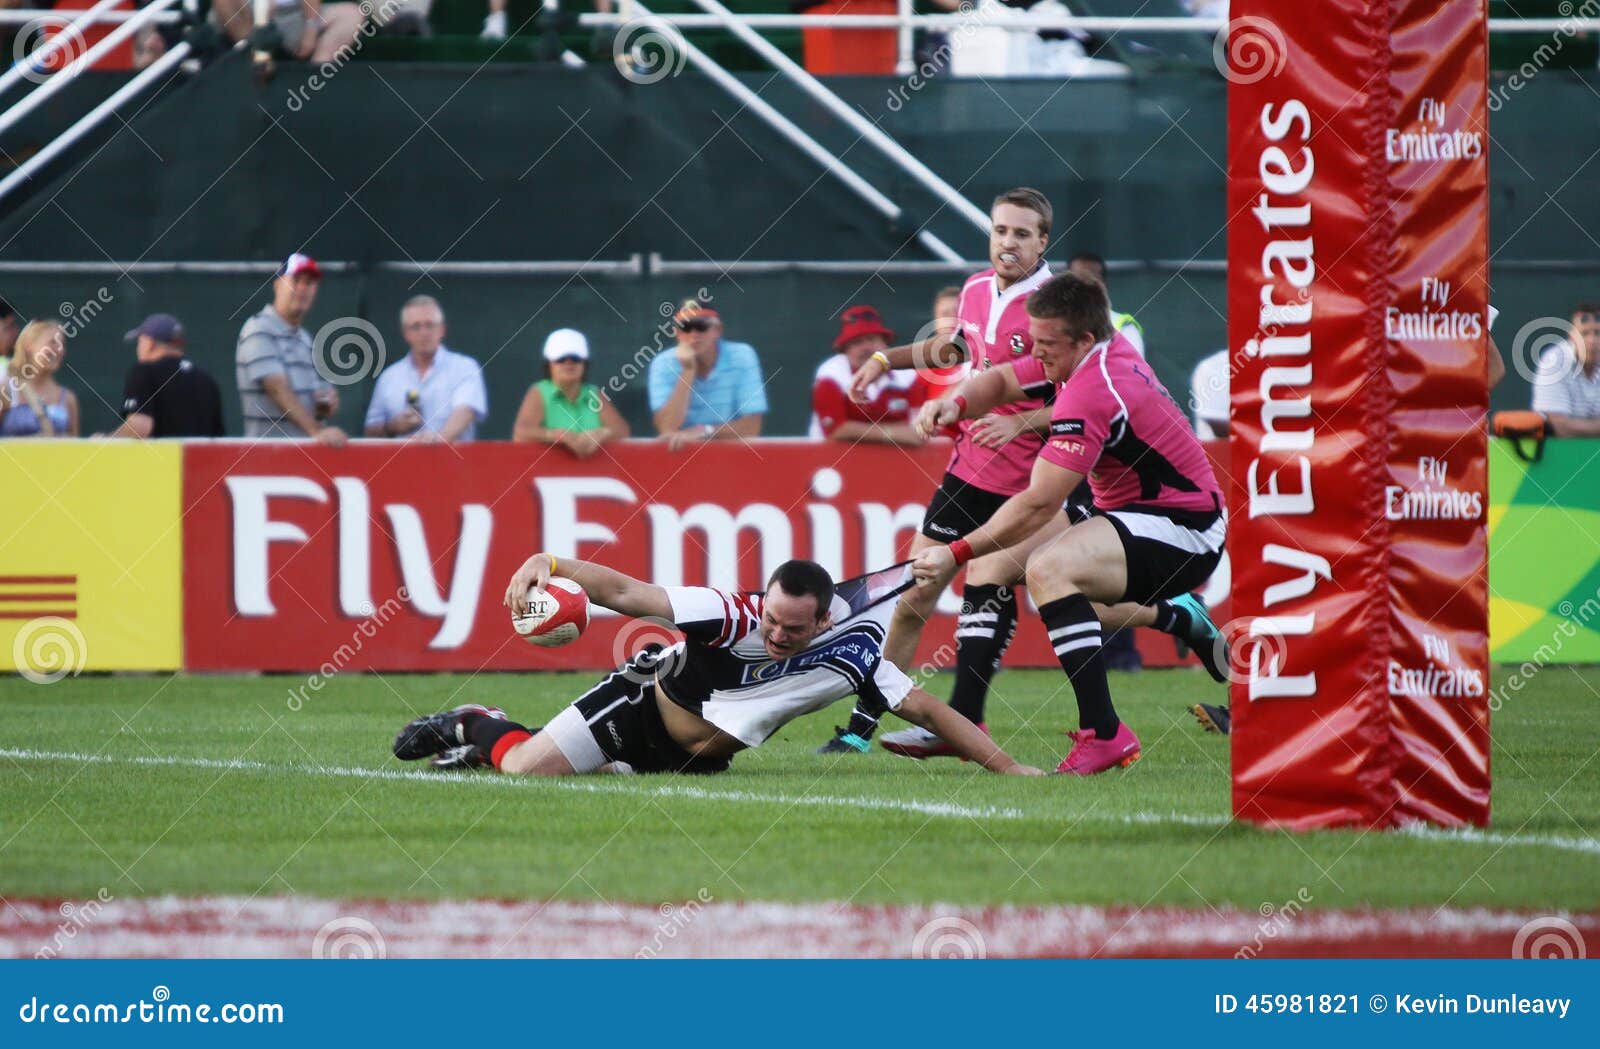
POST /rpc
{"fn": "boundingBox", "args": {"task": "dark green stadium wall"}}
[2,53,1595,437]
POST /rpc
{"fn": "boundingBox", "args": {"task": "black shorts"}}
[1094,504,1226,606]
[920,473,1012,542]
[545,646,731,775]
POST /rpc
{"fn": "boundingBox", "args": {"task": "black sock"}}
[844,704,881,740]
[844,685,891,740]
[1039,594,1119,739]
[1152,598,1188,637]
[461,711,534,753]
[947,583,1018,724]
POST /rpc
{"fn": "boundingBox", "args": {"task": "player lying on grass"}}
[911,271,1227,775]
[392,557,1044,777]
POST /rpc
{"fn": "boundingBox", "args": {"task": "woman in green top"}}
[512,329,630,456]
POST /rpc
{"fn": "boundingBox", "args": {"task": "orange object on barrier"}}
[802,0,898,75]
[40,0,137,72]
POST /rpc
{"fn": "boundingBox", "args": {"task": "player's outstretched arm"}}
[950,361,1028,417]
[504,553,673,621]
[895,689,1043,775]
[848,333,967,401]
[912,457,1081,590]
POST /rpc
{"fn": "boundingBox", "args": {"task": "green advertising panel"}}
[1489,437,1600,663]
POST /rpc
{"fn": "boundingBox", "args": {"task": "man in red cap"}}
[809,305,929,445]
[235,253,346,445]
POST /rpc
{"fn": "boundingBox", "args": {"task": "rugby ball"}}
[512,577,589,647]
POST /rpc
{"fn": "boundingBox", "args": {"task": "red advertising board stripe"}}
[180,440,1233,676]
[1226,1,1489,829]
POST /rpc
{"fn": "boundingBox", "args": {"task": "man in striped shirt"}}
[235,254,347,444]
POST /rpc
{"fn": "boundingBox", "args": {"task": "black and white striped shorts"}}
[1093,504,1226,606]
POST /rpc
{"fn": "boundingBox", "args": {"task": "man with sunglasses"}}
[648,299,768,451]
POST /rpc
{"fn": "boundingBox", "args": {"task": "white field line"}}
[3,747,1598,856]
[5,895,1595,959]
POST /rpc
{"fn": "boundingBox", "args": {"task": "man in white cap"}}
[511,328,631,454]
[363,295,488,443]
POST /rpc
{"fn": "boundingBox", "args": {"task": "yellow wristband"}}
[870,351,890,369]
[546,553,558,577]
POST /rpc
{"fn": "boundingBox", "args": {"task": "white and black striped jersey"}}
[652,566,914,747]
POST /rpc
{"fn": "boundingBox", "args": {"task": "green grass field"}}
[1,667,1597,912]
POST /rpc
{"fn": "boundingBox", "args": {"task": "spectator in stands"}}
[648,298,767,450]
[0,297,17,361]
[482,0,508,38]
[236,253,347,445]
[210,0,365,64]
[512,329,630,456]
[1190,349,1228,438]
[373,0,433,36]
[1533,303,1600,436]
[1068,252,1146,355]
[108,314,225,439]
[811,305,928,446]
[363,296,487,443]
[1,320,78,437]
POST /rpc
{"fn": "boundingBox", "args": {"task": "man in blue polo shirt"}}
[648,299,767,450]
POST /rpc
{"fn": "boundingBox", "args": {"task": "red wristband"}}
[949,538,975,565]
[952,395,968,417]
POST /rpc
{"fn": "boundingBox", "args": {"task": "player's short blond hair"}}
[991,187,1052,236]
[1026,272,1113,343]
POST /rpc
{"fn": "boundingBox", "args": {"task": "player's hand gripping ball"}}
[512,578,590,646]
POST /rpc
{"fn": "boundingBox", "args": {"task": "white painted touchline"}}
[0,746,1028,821]
[2,747,1597,856]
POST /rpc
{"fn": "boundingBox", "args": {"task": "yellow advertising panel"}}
[0,441,182,674]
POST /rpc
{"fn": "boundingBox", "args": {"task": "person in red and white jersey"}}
[913,272,1227,775]
[391,556,1042,778]
[815,188,1063,758]
[810,305,929,445]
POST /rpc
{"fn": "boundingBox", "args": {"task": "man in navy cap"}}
[109,313,225,439]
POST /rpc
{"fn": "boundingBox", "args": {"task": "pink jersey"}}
[1012,332,1221,514]
[944,263,1055,496]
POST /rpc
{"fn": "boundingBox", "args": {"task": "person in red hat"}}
[809,305,929,445]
